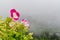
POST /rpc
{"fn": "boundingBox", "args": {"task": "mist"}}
[0,0,60,34]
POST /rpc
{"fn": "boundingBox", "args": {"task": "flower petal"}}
[21,19,30,27]
[10,9,20,21]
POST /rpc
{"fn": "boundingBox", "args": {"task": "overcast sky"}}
[0,0,60,34]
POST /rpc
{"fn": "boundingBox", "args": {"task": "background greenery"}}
[33,32,60,40]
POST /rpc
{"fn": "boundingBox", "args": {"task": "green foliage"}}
[0,17,33,40]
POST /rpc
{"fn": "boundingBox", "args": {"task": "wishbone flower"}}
[10,9,30,28]
[10,9,20,21]
[21,19,30,28]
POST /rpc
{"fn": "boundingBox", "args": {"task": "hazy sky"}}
[0,0,60,34]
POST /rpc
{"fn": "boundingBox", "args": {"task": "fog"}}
[0,0,60,34]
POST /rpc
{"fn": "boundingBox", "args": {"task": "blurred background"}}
[0,0,60,34]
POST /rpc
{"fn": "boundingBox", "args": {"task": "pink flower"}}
[21,19,30,28]
[10,9,20,21]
